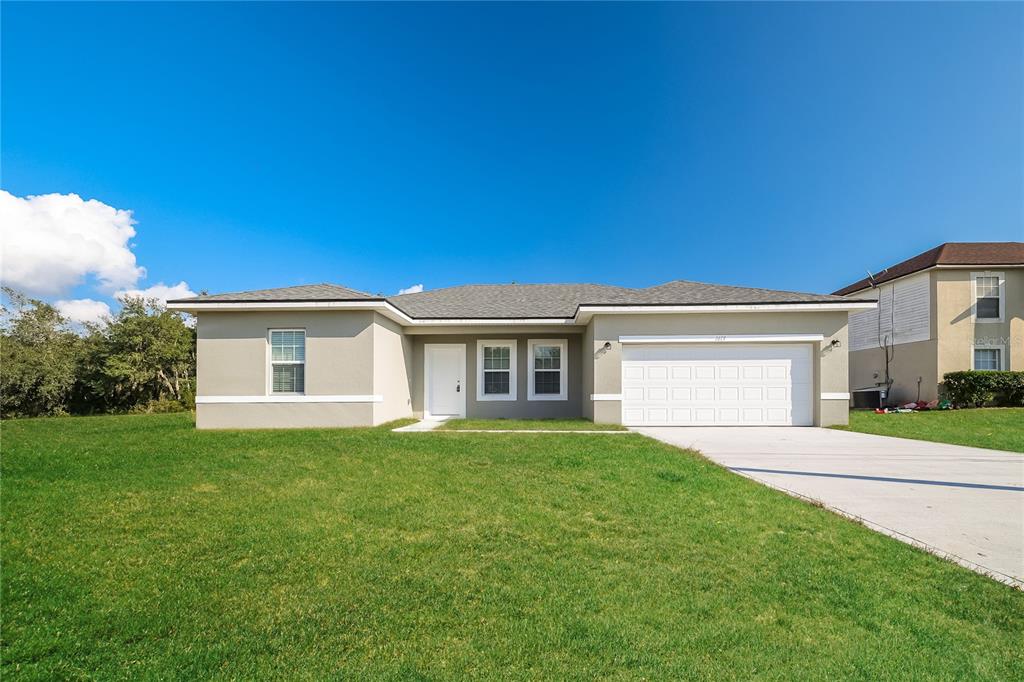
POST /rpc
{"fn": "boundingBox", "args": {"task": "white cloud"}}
[54,298,112,326]
[115,281,197,305]
[0,190,146,296]
[398,283,424,295]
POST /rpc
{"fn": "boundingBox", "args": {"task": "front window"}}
[973,348,1001,371]
[528,339,568,401]
[270,330,305,393]
[477,340,516,401]
[974,273,1003,321]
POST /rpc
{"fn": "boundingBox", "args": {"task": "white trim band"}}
[591,394,623,401]
[820,393,851,400]
[619,333,825,344]
[197,395,384,404]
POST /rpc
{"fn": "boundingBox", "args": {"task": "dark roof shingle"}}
[172,280,854,318]
[833,242,1024,296]
[388,280,849,318]
[168,283,377,303]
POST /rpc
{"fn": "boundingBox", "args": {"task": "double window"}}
[527,339,568,401]
[270,329,305,394]
[477,340,517,401]
[973,272,1004,322]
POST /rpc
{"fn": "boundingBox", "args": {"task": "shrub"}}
[942,371,1024,408]
[130,398,188,414]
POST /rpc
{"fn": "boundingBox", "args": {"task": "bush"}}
[942,371,1024,408]
[130,398,188,414]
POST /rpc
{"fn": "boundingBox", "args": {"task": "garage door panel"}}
[621,344,813,427]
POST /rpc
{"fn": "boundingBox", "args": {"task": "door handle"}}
[456,382,461,393]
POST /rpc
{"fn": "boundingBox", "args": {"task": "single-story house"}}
[834,242,1023,404]
[167,281,875,429]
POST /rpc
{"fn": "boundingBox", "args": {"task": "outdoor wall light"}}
[829,339,841,348]
[603,342,612,350]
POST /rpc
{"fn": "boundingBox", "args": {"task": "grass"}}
[439,418,627,431]
[3,413,1022,679]
[833,408,1024,453]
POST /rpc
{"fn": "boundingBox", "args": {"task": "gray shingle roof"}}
[388,283,640,318]
[389,280,850,318]
[169,283,378,303]
[172,280,852,318]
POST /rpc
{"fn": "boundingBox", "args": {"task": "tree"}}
[78,296,196,411]
[0,287,83,417]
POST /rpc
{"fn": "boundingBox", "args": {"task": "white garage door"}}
[621,344,813,426]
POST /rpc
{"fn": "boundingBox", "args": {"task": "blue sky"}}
[2,2,1021,315]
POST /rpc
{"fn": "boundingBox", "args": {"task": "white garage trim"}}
[197,395,384,404]
[821,392,851,400]
[619,333,824,344]
[621,344,814,427]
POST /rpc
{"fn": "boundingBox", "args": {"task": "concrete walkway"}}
[392,417,449,432]
[634,427,1024,587]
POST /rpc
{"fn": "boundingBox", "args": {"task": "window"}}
[477,340,516,401]
[528,339,568,401]
[270,330,305,394]
[973,272,1004,322]
[973,347,1002,371]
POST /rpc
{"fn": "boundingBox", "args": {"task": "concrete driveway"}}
[635,427,1024,587]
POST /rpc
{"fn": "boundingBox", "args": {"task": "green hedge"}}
[942,371,1024,408]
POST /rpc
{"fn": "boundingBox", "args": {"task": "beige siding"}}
[410,334,584,419]
[372,313,414,425]
[590,311,850,427]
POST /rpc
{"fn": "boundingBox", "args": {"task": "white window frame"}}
[477,339,517,401]
[268,328,306,395]
[971,343,1005,371]
[971,271,1005,323]
[527,339,568,401]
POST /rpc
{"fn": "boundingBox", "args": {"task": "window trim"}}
[971,343,1005,371]
[971,271,1005,324]
[527,338,568,401]
[268,328,306,395]
[476,339,517,401]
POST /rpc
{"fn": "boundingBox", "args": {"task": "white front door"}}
[621,344,814,426]
[425,344,466,418]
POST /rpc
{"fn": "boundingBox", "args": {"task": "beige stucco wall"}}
[589,311,850,427]
[848,339,939,404]
[409,334,584,419]
[372,313,414,425]
[195,310,382,429]
[581,321,595,421]
[935,268,1024,381]
[197,403,375,429]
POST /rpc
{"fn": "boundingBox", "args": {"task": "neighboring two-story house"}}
[834,242,1024,404]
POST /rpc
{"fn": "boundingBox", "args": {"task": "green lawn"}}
[440,418,627,431]
[3,414,1022,679]
[834,408,1024,453]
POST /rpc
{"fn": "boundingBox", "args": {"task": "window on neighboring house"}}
[270,329,305,393]
[973,347,1002,371]
[528,339,568,401]
[974,273,1003,321]
[478,340,516,401]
